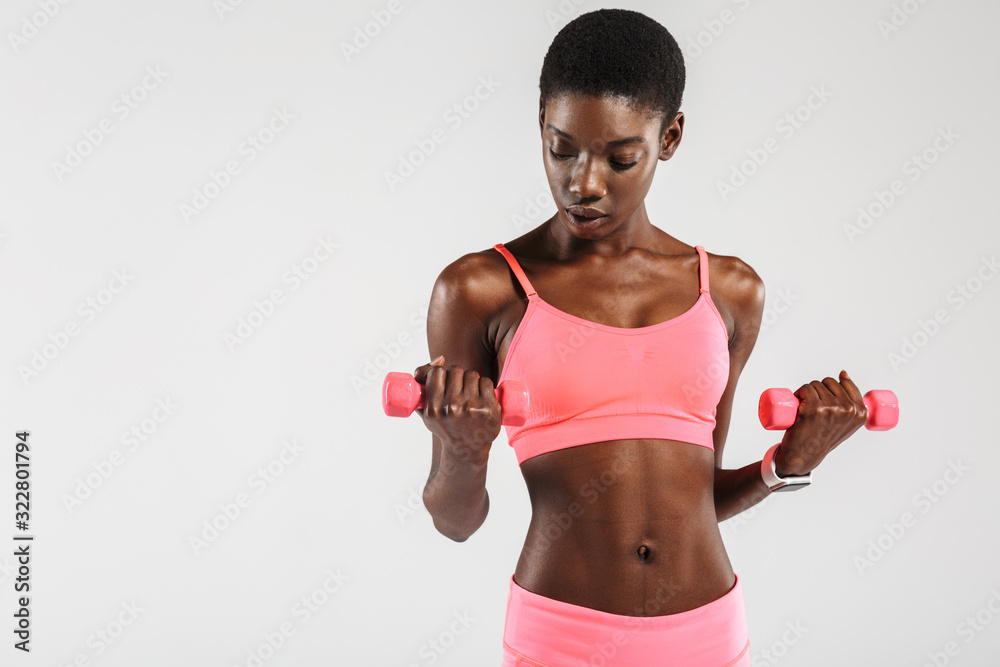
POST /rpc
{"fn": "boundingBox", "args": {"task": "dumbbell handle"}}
[382,372,530,427]
[758,388,899,431]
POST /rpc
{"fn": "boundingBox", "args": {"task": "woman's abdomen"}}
[513,438,735,616]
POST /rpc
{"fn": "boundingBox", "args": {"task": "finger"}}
[421,364,447,414]
[413,355,445,382]
[839,369,868,421]
[444,364,467,408]
[463,370,484,399]
[479,376,499,413]
[793,382,820,403]
[838,369,865,404]
[819,376,848,399]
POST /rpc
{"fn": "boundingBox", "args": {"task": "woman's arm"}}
[710,255,870,522]
[706,254,772,523]
[714,463,772,523]
[423,432,490,542]
[419,252,503,542]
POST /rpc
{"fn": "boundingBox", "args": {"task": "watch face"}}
[773,480,810,492]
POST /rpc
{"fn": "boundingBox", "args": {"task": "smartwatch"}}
[761,443,812,492]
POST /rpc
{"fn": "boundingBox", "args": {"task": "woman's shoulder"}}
[700,247,764,301]
[435,243,517,286]
[651,236,763,297]
[698,247,766,346]
[428,243,523,319]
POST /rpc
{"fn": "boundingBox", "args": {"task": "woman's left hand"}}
[773,370,869,477]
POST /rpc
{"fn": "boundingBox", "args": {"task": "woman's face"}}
[539,92,683,237]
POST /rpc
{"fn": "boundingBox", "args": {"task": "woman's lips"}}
[566,209,608,228]
[567,205,607,218]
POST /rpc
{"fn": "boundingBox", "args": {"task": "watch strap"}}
[761,442,812,492]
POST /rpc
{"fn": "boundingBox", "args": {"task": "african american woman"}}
[412,9,869,666]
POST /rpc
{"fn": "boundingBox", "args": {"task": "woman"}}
[413,9,868,666]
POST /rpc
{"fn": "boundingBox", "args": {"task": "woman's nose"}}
[568,159,607,199]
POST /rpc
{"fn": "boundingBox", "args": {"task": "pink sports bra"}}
[493,243,730,465]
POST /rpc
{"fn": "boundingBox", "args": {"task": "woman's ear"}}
[659,111,684,160]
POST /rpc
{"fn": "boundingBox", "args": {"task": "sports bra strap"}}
[695,245,710,294]
[493,243,537,297]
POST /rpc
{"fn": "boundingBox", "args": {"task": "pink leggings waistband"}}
[501,573,750,667]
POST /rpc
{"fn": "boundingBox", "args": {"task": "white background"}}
[2,0,999,665]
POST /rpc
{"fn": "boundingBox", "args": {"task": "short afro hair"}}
[539,9,686,137]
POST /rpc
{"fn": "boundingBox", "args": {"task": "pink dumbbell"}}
[382,372,530,427]
[758,388,899,431]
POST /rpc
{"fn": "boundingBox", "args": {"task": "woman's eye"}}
[611,159,639,170]
[549,148,638,170]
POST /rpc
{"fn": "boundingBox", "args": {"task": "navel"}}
[636,544,651,562]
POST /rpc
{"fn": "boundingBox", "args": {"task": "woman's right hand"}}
[412,354,501,464]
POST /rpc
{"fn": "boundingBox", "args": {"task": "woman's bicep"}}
[425,253,498,382]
